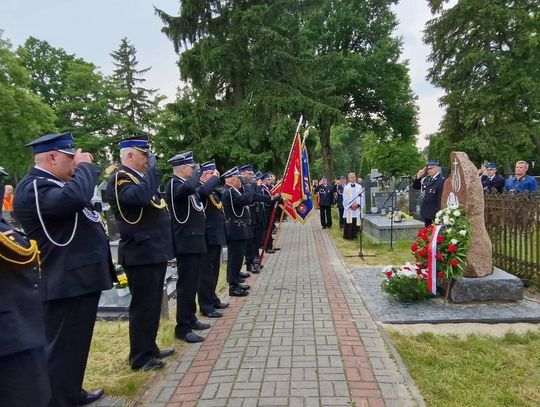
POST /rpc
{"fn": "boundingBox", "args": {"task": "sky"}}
[0,0,445,149]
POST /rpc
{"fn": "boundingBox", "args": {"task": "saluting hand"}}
[416,167,427,179]
[73,148,93,166]
[213,169,220,178]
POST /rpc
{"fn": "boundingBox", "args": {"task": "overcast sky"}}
[0,0,445,149]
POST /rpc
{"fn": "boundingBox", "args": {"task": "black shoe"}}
[238,283,250,290]
[265,248,275,254]
[251,267,261,274]
[214,302,229,309]
[274,247,281,251]
[78,389,104,406]
[238,277,245,283]
[203,310,223,318]
[191,320,211,330]
[239,271,251,278]
[322,226,327,229]
[176,332,205,343]
[229,287,249,296]
[156,348,175,359]
[133,359,165,372]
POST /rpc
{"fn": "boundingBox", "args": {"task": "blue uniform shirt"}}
[504,175,538,193]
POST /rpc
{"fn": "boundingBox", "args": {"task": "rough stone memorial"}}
[441,152,523,302]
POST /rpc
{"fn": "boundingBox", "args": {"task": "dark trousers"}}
[176,253,203,336]
[227,239,247,286]
[424,218,433,227]
[124,262,167,369]
[198,245,222,314]
[0,347,50,407]
[319,205,332,228]
[43,292,101,407]
[338,207,344,228]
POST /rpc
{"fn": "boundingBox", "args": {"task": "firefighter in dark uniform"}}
[336,176,346,229]
[222,167,253,296]
[14,132,114,406]
[0,167,50,407]
[412,160,445,227]
[479,162,505,193]
[314,176,336,229]
[259,172,277,252]
[106,134,175,371]
[197,160,229,318]
[165,152,218,343]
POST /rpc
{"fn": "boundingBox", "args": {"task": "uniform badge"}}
[83,207,102,222]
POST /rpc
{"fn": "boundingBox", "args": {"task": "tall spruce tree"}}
[425,0,540,169]
[110,37,163,136]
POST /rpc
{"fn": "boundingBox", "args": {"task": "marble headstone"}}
[441,152,493,277]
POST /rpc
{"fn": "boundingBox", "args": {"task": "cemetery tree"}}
[425,0,540,167]
[0,32,56,181]
[300,0,419,179]
[17,38,118,162]
[110,37,163,136]
[155,1,333,173]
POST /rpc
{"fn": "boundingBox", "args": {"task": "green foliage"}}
[110,37,164,136]
[425,0,540,168]
[0,32,56,181]
[381,270,432,302]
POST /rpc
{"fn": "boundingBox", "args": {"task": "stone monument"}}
[441,151,492,277]
[441,152,523,302]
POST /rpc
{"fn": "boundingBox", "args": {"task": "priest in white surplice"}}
[342,172,365,240]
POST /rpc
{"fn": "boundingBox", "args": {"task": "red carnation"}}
[418,249,427,258]
[435,253,443,261]
[421,234,428,241]
[448,244,458,253]
[411,243,418,252]
[386,271,393,277]
[437,272,445,278]
[437,235,444,243]
[417,228,427,237]
[450,259,459,267]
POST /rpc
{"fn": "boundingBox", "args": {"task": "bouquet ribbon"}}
[427,224,444,295]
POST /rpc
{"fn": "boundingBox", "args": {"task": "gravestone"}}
[441,152,493,277]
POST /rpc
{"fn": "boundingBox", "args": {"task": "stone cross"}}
[441,152,493,277]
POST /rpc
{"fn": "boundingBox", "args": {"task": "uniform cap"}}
[201,159,217,172]
[238,164,253,173]
[25,131,76,155]
[222,166,241,179]
[485,162,497,169]
[426,160,440,168]
[261,172,272,180]
[118,133,150,153]
[168,151,195,167]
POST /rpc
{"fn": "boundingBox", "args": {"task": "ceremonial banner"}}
[294,145,314,223]
[272,180,297,221]
[279,131,303,207]
[427,224,444,295]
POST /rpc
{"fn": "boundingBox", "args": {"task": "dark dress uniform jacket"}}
[336,185,344,209]
[0,218,45,356]
[165,173,220,254]
[14,164,114,300]
[106,165,173,266]
[198,184,227,247]
[222,184,254,241]
[481,174,505,193]
[316,184,335,206]
[412,174,445,220]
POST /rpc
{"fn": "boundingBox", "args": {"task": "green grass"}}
[390,329,540,407]
[84,262,229,399]
[326,211,412,267]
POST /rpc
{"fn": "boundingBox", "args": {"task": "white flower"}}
[442,215,450,225]
[453,210,461,217]
[446,228,452,234]
[448,218,455,225]
[459,229,467,236]
[436,210,443,218]
[448,204,459,210]
[435,217,440,224]
[382,265,393,274]
[451,238,458,245]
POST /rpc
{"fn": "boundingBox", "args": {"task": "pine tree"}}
[110,37,163,136]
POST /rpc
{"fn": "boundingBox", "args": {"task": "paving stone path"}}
[136,218,423,406]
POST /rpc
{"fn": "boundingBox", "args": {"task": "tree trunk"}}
[319,118,334,180]
[529,132,540,162]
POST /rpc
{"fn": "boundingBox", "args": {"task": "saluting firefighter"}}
[106,134,175,371]
[165,152,218,343]
[197,160,230,318]
[14,132,114,407]
[0,166,50,407]
[412,160,445,227]
[221,167,253,297]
